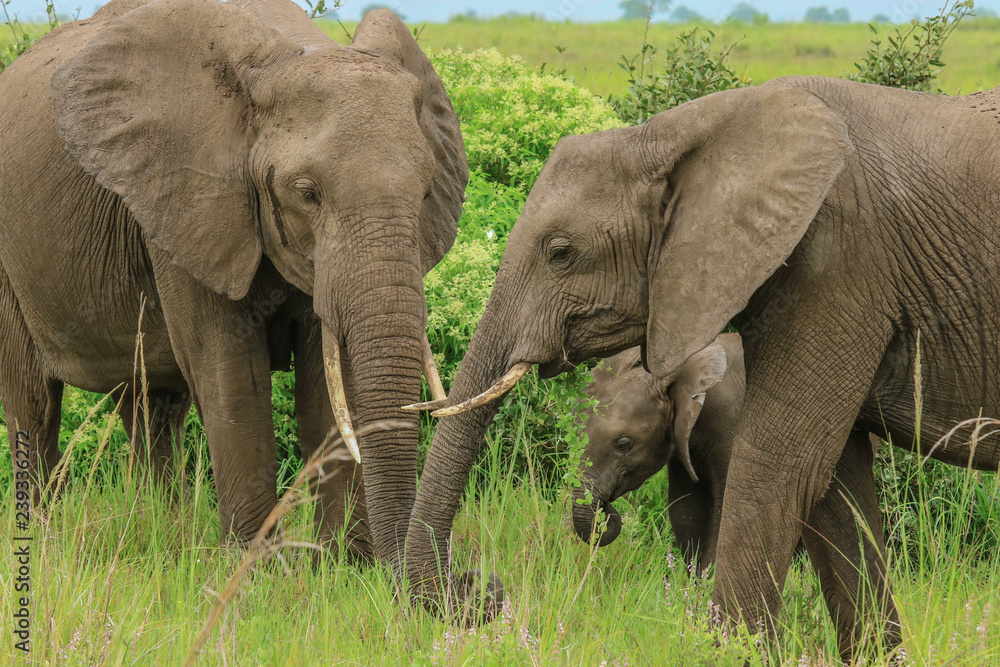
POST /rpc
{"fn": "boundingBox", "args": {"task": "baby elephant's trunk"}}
[572,482,622,546]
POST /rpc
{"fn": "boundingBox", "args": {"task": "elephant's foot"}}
[313,524,375,567]
[411,569,504,627]
[452,569,504,627]
[219,504,282,549]
[835,612,902,663]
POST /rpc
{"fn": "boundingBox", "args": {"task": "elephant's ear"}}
[666,343,728,482]
[351,9,468,274]
[51,0,296,299]
[591,347,643,386]
[643,80,853,378]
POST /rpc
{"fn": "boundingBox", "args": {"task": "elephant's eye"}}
[615,436,632,453]
[547,238,573,266]
[294,178,320,205]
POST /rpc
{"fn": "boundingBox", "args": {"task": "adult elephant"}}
[407,76,1000,657]
[0,0,465,567]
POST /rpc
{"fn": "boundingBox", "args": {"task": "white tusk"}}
[323,346,361,464]
[431,362,531,417]
[401,399,448,412]
[421,334,448,402]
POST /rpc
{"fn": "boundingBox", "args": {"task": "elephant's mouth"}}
[538,358,574,379]
[573,497,623,547]
[537,337,643,379]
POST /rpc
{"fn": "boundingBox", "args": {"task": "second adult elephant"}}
[0,0,465,565]
[406,76,1000,657]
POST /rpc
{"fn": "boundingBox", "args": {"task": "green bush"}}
[849,0,974,91]
[1,0,58,73]
[424,175,521,381]
[430,47,623,190]
[421,51,623,489]
[610,26,752,125]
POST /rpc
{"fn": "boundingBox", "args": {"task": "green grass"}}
[7,17,1000,96]
[2,402,999,665]
[315,17,1000,97]
[6,18,1000,95]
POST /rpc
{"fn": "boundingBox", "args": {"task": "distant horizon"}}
[5,0,1000,25]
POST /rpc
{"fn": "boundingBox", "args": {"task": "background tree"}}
[448,9,479,21]
[619,0,672,20]
[804,6,834,22]
[670,5,705,22]
[726,2,768,23]
[805,6,851,22]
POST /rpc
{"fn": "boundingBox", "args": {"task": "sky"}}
[5,0,1000,25]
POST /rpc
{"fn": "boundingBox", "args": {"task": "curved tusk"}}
[401,399,448,412]
[421,335,447,402]
[431,362,531,417]
[323,345,361,464]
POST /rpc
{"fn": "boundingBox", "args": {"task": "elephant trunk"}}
[403,289,517,617]
[571,482,622,547]
[318,210,425,566]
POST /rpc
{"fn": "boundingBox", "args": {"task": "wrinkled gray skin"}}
[575,335,744,575]
[410,76,1000,656]
[0,0,466,568]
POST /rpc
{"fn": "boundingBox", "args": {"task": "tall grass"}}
[3,397,999,665]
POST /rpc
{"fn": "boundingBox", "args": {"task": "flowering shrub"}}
[430,47,623,190]
[423,175,524,382]
[419,50,623,487]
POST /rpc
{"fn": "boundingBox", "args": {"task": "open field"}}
[7,18,1000,95]
[321,17,1000,96]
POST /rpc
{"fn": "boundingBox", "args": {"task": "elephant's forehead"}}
[592,383,660,422]
[530,135,634,210]
[266,53,419,107]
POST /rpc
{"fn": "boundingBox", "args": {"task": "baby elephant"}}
[573,333,744,573]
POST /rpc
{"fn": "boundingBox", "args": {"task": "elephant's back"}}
[0,14,109,198]
[1,17,101,108]
[0,3,180,393]
[0,0,155,144]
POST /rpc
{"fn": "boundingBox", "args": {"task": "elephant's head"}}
[50,0,466,562]
[406,78,850,612]
[573,343,727,547]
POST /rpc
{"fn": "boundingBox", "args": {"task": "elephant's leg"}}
[667,463,715,573]
[713,316,889,644]
[117,385,192,487]
[802,429,900,660]
[152,256,278,542]
[0,267,63,499]
[1,376,63,502]
[293,315,372,562]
